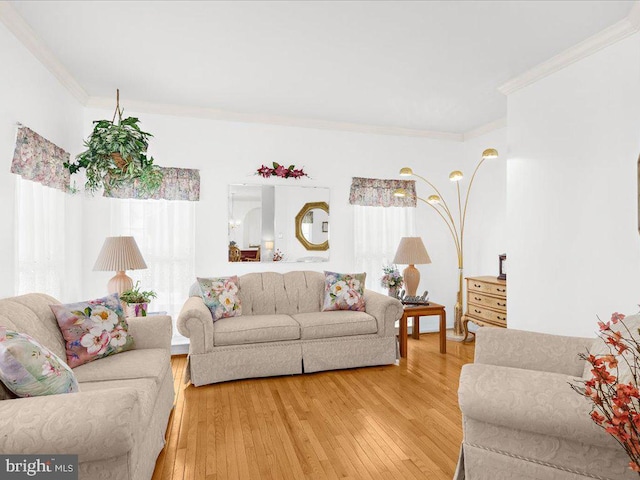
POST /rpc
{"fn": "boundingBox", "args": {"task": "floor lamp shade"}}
[393,237,431,296]
[93,236,147,295]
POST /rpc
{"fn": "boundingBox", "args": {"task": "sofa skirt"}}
[187,334,397,386]
[301,335,396,373]
[189,341,303,386]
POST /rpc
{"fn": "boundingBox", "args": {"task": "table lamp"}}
[93,236,147,295]
[393,237,431,296]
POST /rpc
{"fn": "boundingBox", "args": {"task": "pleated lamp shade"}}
[94,236,147,295]
[393,237,431,265]
[393,237,431,296]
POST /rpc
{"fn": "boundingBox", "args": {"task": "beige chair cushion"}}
[292,311,377,340]
[238,271,325,316]
[213,315,300,346]
[73,348,170,386]
[0,294,66,360]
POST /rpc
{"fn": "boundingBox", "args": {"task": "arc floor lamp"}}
[393,148,499,341]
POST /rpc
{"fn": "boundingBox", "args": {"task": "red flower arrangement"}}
[256,162,309,179]
[572,312,640,474]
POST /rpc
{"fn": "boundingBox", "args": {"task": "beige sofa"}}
[0,293,175,480]
[178,271,402,386]
[456,327,634,480]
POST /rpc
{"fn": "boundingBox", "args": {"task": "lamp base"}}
[107,271,133,296]
[403,264,420,296]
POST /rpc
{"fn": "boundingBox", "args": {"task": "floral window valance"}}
[104,167,200,201]
[11,125,71,192]
[349,177,416,207]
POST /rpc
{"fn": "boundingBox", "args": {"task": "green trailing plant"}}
[65,89,163,195]
[119,281,157,304]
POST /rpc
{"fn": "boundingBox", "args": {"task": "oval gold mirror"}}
[295,202,329,251]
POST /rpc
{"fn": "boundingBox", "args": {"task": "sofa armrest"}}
[475,328,593,377]
[128,314,172,350]
[364,290,403,337]
[0,388,140,461]
[458,363,615,449]
[177,296,213,354]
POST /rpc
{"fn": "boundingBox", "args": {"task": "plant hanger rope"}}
[111,88,124,124]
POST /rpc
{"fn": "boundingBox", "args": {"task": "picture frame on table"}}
[498,253,506,280]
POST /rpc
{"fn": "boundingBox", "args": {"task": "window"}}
[15,177,67,298]
[110,199,196,345]
[353,205,416,293]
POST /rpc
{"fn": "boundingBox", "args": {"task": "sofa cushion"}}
[213,314,300,346]
[50,293,135,368]
[238,271,325,316]
[0,328,78,397]
[293,311,377,340]
[197,276,242,320]
[322,271,366,312]
[73,348,170,386]
[0,294,66,361]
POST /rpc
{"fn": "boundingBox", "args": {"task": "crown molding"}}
[86,96,465,141]
[463,117,507,141]
[0,1,89,104]
[499,1,640,96]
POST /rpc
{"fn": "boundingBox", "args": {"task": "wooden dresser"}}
[463,276,507,340]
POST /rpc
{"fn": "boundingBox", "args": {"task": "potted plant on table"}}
[64,89,163,195]
[381,265,404,297]
[120,281,157,317]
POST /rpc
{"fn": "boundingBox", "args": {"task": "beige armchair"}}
[456,327,635,480]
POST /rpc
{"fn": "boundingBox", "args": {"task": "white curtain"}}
[353,205,416,293]
[110,199,195,345]
[15,177,67,298]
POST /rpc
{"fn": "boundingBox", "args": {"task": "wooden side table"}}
[399,302,446,357]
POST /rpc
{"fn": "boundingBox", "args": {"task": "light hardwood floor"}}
[153,333,475,480]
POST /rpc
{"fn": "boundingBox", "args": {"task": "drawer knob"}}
[474,309,481,314]
[497,302,506,307]
[497,288,506,292]
[497,315,505,321]
[474,284,481,288]
[474,296,481,301]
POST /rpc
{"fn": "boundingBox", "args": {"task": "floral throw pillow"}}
[322,271,366,312]
[50,293,135,368]
[197,276,242,321]
[0,326,79,397]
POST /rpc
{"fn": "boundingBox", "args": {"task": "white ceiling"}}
[9,0,636,134]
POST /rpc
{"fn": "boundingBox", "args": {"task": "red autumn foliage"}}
[572,312,640,476]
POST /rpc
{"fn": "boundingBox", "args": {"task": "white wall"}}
[79,107,504,329]
[0,22,84,300]
[0,20,505,333]
[507,33,640,337]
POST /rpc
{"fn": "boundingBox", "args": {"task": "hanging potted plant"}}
[65,89,163,195]
[119,281,157,317]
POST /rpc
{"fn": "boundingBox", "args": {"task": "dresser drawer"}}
[467,278,507,297]
[467,292,507,312]
[467,304,507,326]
